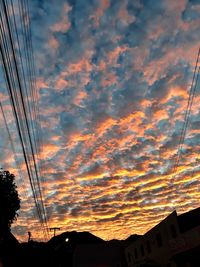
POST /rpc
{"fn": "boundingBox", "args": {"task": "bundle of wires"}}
[0,0,49,240]
[172,48,200,176]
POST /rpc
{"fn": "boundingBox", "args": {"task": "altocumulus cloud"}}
[0,0,199,241]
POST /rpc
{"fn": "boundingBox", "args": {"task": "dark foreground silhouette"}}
[0,170,20,267]
[1,223,200,267]
[0,230,131,267]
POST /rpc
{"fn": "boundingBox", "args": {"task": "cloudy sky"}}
[0,0,200,241]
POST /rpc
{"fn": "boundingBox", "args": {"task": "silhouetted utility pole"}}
[28,231,32,242]
[50,227,60,237]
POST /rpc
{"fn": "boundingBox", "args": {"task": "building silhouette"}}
[125,207,200,267]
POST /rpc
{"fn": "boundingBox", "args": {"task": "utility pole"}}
[50,227,60,237]
[28,231,32,242]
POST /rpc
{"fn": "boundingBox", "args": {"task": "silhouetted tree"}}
[0,170,20,234]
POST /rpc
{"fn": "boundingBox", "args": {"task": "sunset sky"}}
[0,0,200,242]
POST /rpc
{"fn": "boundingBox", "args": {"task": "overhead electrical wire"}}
[185,66,200,177]
[19,0,50,235]
[172,48,200,176]
[14,0,50,235]
[0,102,24,183]
[0,102,40,234]
[0,22,47,241]
[0,0,49,240]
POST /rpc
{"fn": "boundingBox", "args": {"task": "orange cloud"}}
[68,58,92,74]
[144,44,200,86]
[100,71,117,87]
[73,90,88,107]
[118,0,136,26]
[51,3,72,33]
[55,78,69,90]
[96,117,117,137]
[107,46,128,65]
[48,35,59,50]
[40,143,61,159]
[91,0,110,27]
[36,78,49,89]
[153,109,169,121]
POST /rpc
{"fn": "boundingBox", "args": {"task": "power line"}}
[0,101,41,235]
[0,0,49,240]
[172,48,200,176]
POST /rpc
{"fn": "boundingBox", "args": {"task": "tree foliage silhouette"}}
[0,170,20,232]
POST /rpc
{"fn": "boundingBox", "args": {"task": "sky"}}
[0,0,200,242]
